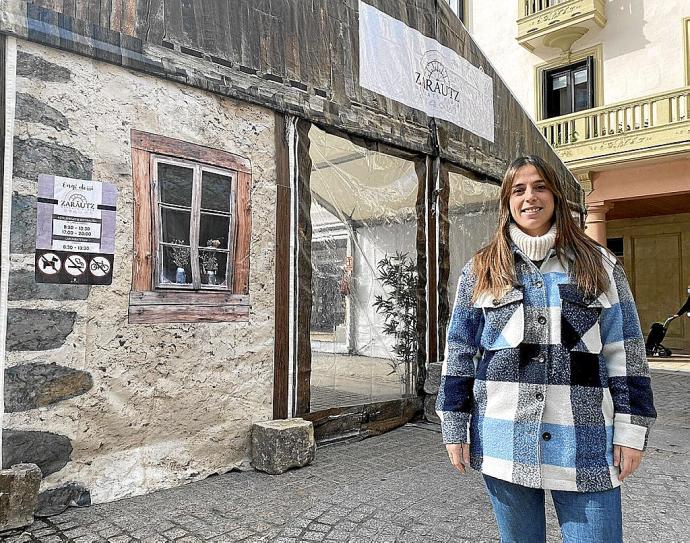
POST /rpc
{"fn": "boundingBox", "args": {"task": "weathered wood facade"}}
[0,0,584,505]
[1,0,581,199]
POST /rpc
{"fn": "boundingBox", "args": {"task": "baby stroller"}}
[645,293,690,357]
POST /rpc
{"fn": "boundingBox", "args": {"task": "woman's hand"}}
[614,445,644,481]
[446,443,470,474]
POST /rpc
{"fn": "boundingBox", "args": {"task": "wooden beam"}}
[295,118,313,415]
[273,113,290,420]
[131,146,153,291]
[427,157,440,366]
[128,303,249,324]
[131,130,252,173]
[301,397,423,444]
[414,157,428,396]
[233,171,252,295]
[129,291,248,305]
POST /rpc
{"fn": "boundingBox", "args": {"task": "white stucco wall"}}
[469,0,690,118]
[6,40,277,503]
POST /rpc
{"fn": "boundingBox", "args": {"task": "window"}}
[153,157,236,290]
[129,130,252,324]
[607,237,624,267]
[542,58,594,119]
[446,0,465,24]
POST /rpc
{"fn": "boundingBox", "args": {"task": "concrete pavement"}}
[2,370,688,543]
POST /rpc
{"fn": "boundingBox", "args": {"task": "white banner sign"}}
[358,1,495,142]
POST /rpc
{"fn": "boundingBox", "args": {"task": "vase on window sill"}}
[175,267,186,284]
[207,270,216,285]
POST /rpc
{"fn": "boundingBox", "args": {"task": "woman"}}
[436,155,656,543]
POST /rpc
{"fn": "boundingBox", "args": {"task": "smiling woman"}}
[437,155,656,543]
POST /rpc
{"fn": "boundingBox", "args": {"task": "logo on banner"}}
[415,51,461,113]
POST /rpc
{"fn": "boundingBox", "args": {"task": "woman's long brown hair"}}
[472,155,612,302]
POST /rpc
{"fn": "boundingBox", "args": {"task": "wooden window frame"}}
[129,130,252,324]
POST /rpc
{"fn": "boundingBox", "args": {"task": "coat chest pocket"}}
[558,284,610,354]
[474,288,524,351]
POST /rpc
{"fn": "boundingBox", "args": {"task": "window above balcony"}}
[517,0,607,52]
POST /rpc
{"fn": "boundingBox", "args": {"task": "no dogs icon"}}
[37,252,62,274]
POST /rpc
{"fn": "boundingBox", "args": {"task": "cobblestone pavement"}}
[3,370,688,543]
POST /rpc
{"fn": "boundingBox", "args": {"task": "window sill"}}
[128,291,250,324]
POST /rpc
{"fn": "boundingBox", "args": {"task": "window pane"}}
[548,74,570,117]
[551,74,568,90]
[159,163,193,207]
[160,244,192,286]
[574,68,591,112]
[161,207,191,244]
[201,170,232,213]
[573,68,588,85]
[199,249,228,286]
[199,213,231,249]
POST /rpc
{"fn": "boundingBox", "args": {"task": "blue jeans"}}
[483,475,623,543]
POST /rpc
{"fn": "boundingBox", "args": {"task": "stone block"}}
[13,137,92,181]
[2,430,72,477]
[6,309,76,351]
[251,419,316,475]
[16,51,72,82]
[5,363,93,413]
[423,362,443,394]
[16,93,69,131]
[10,193,35,254]
[36,483,91,517]
[424,394,440,425]
[0,463,42,532]
[8,270,90,301]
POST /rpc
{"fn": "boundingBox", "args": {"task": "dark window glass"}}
[544,58,594,119]
[607,237,624,257]
[159,163,193,207]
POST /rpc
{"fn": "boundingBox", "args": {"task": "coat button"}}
[537,316,547,325]
[536,393,544,401]
[492,299,499,306]
[542,432,551,441]
[535,280,543,288]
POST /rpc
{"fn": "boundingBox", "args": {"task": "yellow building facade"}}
[454,0,690,353]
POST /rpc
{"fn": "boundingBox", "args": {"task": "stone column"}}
[585,201,613,245]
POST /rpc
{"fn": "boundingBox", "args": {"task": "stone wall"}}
[3,39,277,504]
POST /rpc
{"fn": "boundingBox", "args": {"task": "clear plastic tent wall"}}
[307,125,419,410]
[440,171,500,359]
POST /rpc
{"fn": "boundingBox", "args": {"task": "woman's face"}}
[509,164,555,237]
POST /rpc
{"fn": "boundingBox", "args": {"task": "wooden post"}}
[437,163,451,361]
[426,157,440,367]
[295,119,313,415]
[273,113,290,419]
[414,157,428,397]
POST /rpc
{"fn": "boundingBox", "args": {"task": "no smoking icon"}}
[90,256,111,277]
[65,254,87,276]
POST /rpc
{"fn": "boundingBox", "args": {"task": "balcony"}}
[538,87,690,171]
[517,0,607,51]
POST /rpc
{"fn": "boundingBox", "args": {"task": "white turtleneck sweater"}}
[508,222,557,262]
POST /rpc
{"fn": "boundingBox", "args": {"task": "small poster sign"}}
[35,174,117,285]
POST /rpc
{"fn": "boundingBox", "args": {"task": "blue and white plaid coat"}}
[436,243,656,492]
